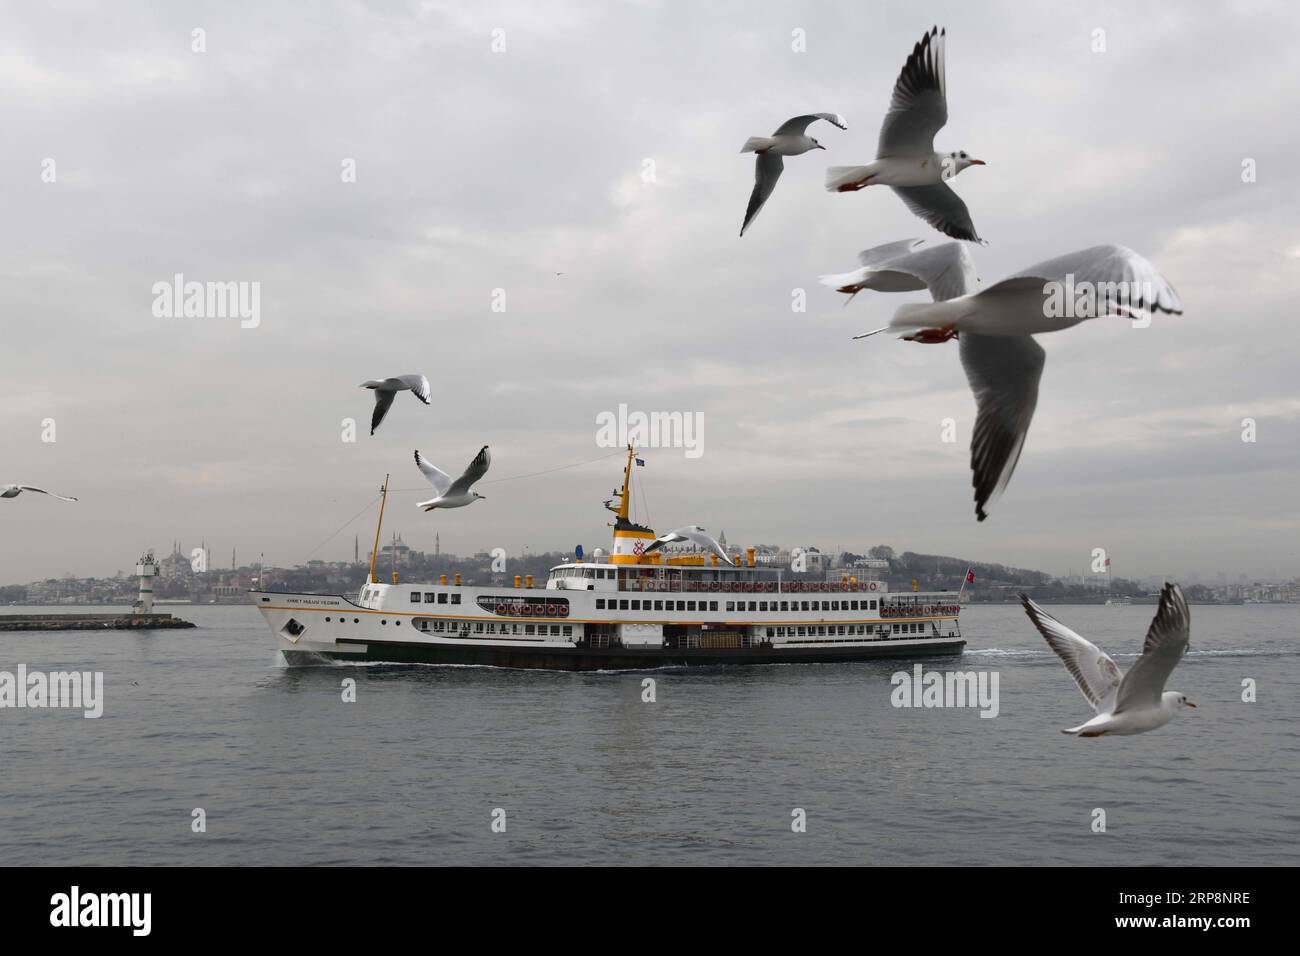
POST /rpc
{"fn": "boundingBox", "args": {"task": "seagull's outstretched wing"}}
[370,390,397,434]
[773,112,848,136]
[398,374,432,404]
[824,239,977,302]
[642,531,686,554]
[18,485,78,502]
[645,525,733,565]
[890,183,981,242]
[740,152,784,237]
[447,445,491,497]
[1020,594,1122,712]
[960,333,1045,521]
[857,238,926,269]
[413,450,453,496]
[877,27,947,159]
[982,245,1183,319]
[1113,583,1191,714]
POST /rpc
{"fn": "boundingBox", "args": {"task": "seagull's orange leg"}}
[902,324,958,344]
[836,174,875,193]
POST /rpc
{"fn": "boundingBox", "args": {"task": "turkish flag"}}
[965,569,976,584]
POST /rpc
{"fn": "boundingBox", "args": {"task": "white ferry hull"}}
[256,587,965,672]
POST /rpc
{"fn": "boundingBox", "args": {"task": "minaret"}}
[134,551,159,614]
[435,532,440,557]
[354,535,359,564]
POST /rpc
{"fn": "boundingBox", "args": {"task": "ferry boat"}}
[255,448,966,670]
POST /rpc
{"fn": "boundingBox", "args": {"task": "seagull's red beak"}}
[969,159,986,165]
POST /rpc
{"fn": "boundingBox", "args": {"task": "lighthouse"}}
[134,551,160,614]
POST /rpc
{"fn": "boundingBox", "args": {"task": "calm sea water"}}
[0,602,1296,866]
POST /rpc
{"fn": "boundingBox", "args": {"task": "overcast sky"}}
[2,0,1298,585]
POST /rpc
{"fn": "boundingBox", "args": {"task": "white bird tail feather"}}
[741,136,774,153]
[889,301,946,330]
[819,270,863,290]
[825,164,878,190]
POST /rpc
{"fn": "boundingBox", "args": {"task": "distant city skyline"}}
[7,528,1296,592]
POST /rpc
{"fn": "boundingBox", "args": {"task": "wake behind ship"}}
[255,448,966,670]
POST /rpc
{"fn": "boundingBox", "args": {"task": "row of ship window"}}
[407,592,463,604]
[419,620,574,637]
[594,598,882,613]
[764,622,937,639]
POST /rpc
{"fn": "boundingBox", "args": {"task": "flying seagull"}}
[360,374,431,435]
[644,525,734,565]
[1,483,77,502]
[822,237,977,303]
[414,445,491,512]
[825,27,985,242]
[1021,584,1195,736]
[843,240,1181,520]
[740,113,847,236]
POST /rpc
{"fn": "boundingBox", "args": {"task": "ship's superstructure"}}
[255,448,965,670]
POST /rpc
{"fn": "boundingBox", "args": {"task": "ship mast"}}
[604,444,636,520]
[368,474,390,584]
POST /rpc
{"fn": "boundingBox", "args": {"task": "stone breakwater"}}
[0,613,196,631]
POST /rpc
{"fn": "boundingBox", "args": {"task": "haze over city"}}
[3,0,1298,584]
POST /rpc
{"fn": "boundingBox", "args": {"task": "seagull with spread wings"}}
[360,374,431,435]
[825,27,985,242]
[837,239,1181,521]
[739,113,847,236]
[1,483,78,502]
[1021,584,1195,736]
[413,445,491,512]
[643,525,734,565]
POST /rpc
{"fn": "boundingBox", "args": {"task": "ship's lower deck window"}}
[562,626,572,636]
[596,599,605,609]
[726,601,735,611]
[525,625,535,635]
[619,599,629,610]
[438,593,448,604]
[411,592,421,603]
